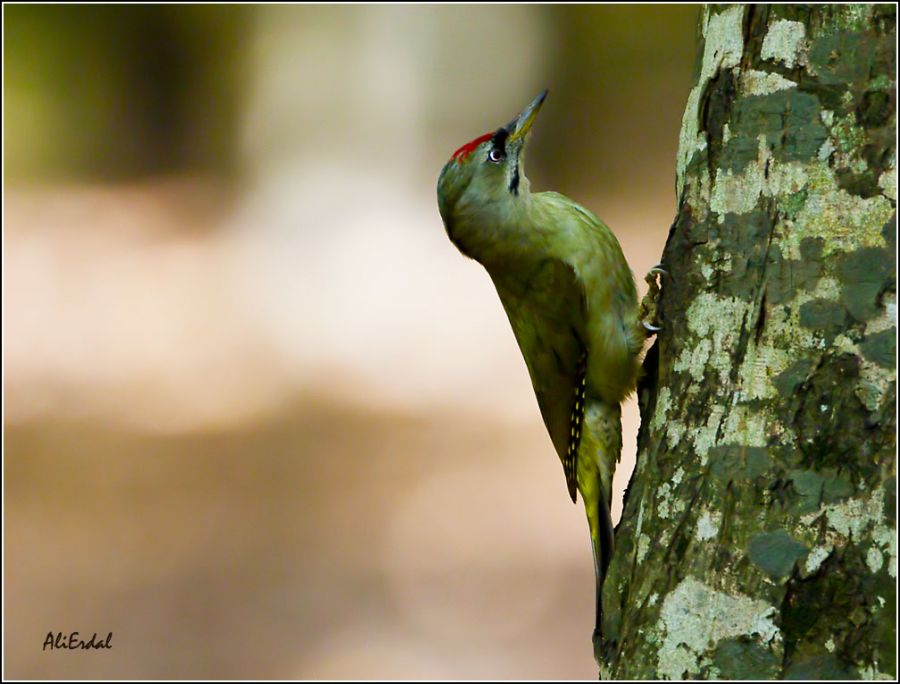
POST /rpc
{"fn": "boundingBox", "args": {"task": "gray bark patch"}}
[748,530,809,581]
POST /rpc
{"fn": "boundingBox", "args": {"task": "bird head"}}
[437,90,547,248]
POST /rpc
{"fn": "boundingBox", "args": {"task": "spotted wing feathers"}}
[563,352,588,502]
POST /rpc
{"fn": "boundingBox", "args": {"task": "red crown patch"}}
[450,132,493,163]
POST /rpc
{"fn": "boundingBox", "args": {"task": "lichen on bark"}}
[598,4,896,680]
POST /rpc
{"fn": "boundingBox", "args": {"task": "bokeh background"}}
[4,4,698,679]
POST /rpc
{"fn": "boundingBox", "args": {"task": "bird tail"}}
[577,399,620,643]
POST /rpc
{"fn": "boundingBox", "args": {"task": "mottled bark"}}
[600,5,896,680]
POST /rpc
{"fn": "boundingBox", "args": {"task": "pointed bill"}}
[507,89,548,143]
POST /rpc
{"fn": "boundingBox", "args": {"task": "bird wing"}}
[492,256,588,502]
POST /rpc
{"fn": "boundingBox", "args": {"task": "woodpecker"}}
[436,90,658,654]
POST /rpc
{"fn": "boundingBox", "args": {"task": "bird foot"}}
[639,264,666,336]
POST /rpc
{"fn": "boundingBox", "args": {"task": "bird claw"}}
[645,264,668,286]
[639,263,666,336]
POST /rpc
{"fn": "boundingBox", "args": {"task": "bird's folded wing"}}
[492,257,588,501]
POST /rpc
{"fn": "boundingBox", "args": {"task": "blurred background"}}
[4,4,698,679]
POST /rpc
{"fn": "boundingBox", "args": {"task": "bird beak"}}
[507,89,548,144]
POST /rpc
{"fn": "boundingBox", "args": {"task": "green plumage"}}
[436,91,644,647]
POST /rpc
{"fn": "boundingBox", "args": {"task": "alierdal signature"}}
[43,632,113,651]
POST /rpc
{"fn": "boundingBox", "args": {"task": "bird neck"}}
[448,187,533,270]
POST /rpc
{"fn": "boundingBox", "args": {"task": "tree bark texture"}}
[600,5,896,679]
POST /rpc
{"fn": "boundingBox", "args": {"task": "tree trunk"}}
[599,5,896,679]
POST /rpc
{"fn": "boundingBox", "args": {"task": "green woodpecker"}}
[436,90,656,649]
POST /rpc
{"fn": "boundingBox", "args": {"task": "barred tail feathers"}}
[576,399,621,639]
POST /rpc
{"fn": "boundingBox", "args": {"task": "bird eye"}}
[488,148,505,163]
